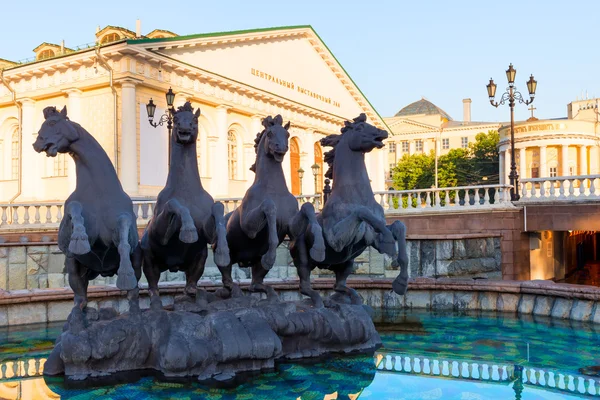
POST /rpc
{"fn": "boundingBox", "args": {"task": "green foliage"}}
[390,130,499,191]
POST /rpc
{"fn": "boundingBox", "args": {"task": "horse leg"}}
[66,256,89,310]
[354,207,396,257]
[216,263,242,298]
[289,202,325,262]
[115,214,138,291]
[142,249,164,311]
[66,201,91,255]
[240,199,278,270]
[248,262,278,302]
[203,202,230,267]
[291,237,323,308]
[387,221,409,295]
[155,199,198,245]
[185,246,207,298]
[333,261,362,305]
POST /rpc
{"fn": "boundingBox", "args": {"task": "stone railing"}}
[374,184,514,213]
[0,194,322,230]
[0,357,45,381]
[520,174,600,202]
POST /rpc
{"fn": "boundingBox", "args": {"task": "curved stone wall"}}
[1,277,600,326]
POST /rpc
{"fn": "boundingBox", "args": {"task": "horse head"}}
[260,114,290,163]
[342,113,388,153]
[33,106,79,157]
[172,101,201,145]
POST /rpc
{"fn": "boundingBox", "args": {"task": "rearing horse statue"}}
[219,115,325,301]
[141,101,230,309]
[33,106,141,311]
[290,113,409,307]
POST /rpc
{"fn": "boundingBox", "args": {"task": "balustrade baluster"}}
[45,206,53,223]
[590,178,597,197]
[549,181,556,198]
[568,179,575,198]
[423,359,431,374]
[425,192,431,208]
[404,356,412,372]
[379,194,385,208]
[474,189,481,207]
[56,205,63,222]
[407,193,413,209]
[434,191,440,208]
[483,188,490,206]
[559,180,566,199]
[397,194,402,210]
[384,355,393,370]
[478,364,484,380]
[23,206,30,224]
[579,178,586,197]
[413,357,421,373]
[1,206,7,226]
[444,190,450,207]
[147,203,153,219]
[12,206,19,225]
[393,355,402,371]
[568,375,576,391]
[136,204,143,220]
[521,182,527,200]
[419,358,424,374]
[34,206,41,224]
[455,189,461,206]
[540,181,547,198]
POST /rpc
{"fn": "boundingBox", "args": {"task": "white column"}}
[579,145,588,175]
[64,89,83,192]
[212,105,230,197]
[119,81,138,195]
[539,145,547,178]
[561,144,569,176]
[20,98,39,200]
[519,147,527,180]
[499,151,505,185]
[408,140,415,155]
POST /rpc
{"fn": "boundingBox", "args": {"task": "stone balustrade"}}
[0,195,322,230]
[520,174,600,202]
[374,184,514,213]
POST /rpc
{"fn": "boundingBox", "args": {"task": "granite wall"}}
[0,237,502,291]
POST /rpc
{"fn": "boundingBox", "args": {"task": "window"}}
[549,167,557,177]
[569,166,575,176]
[11,130,18,180]
[388,142,396,153]
[37,49,55,60]
[389,163,396,179]
[531,167,539,178]
[415,140,423,153]
[53,154,68,177]
[101,33,121,44]
[461,137,468,148]
[442,138,449,150]
[401,141,409,153]
[227,130,237,180]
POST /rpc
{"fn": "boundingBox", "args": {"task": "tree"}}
[470,130,499,184]
[391,153,433,190]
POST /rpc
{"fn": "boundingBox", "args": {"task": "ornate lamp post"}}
[145,87,176,165]
[297,167,304,196]
[311,163,320,194]
[487,64,537,201]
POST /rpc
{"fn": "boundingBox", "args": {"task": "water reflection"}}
[0,310,599,399]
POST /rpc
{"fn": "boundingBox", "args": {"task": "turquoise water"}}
[0,310,599,399]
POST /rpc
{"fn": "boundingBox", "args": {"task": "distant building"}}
[383,98,501,185]
[498,97,600,185]
[0,23,387,203]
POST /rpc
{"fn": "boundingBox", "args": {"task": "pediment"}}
[385,117,438,134]
[129,26,385,129]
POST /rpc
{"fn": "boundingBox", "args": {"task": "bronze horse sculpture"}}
[33,106,141,311]
[141,102,230,309]
[219,115,325,301]
[290,113,409,307]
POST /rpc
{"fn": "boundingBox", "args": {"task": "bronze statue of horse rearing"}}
[290,113,409,307]
[33,106,141,311]
[219,115,325,301]
[141,102,230,309]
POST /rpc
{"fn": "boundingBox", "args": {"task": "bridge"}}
[2,176,600,284]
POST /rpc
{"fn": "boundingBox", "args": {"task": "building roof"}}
[395,98,453,120]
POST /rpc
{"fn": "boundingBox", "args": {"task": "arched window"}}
[53,154,68,177]
[101,33,121,44]
[11,130,18,180]
[228,130,238,180]
[290,137,301,195]
[314,142,323,194]
[37,49,55,60]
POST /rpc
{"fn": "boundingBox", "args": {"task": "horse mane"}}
[320,113,367,179]
[175,101,194,114]
[43,106,68,120]
[249,114,285,172]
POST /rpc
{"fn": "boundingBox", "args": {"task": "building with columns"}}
[383,98,501,185]
[0,24,388,203]
[498,97,600,185]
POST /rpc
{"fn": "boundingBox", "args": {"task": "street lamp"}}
[487,64,537,201]
[311,163,320,194]
[297,167,304,196]
[146,87,176,165]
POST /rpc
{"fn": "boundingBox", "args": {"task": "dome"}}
[395,98,453,120]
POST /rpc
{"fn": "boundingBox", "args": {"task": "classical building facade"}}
[0,24,387,203]
[383,98,501,184]
[498,98,600,185]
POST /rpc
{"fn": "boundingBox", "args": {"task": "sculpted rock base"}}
[44,292,381,383]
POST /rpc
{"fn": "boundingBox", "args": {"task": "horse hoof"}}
[179,226,198,244]
[392,277,408,295]
[150,296,163,311]
[309,246,326,263]
[116,270,138,291]
[214,249,230,268]
[261,252,276,270]
[68,235,91,255]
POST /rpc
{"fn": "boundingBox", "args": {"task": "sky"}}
[1,0,599,123]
